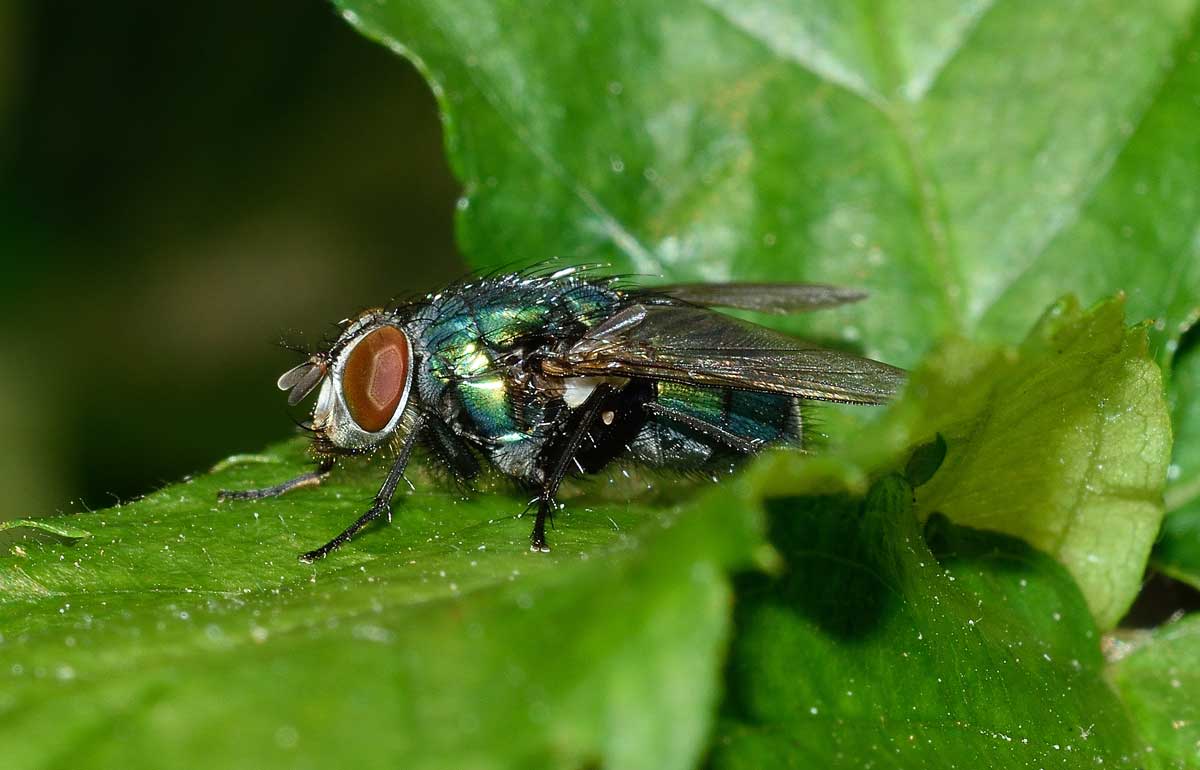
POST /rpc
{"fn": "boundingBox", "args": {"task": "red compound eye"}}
[341,326,410,432]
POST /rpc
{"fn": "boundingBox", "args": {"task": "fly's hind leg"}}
[529,383,616,552]
[217,458,335,502]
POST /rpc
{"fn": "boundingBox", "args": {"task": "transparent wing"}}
[544,304,905,405]
[648,282,867,314]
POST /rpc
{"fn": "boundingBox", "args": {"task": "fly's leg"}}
[299,413,427,563]
[217,458,335,502]
[530,384,616,552]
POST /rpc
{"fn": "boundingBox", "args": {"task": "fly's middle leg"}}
[528,383,616,552]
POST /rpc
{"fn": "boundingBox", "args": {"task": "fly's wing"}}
[649,282,867,314]
[544,304,905,404]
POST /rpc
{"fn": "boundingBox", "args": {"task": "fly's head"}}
[277,309,415,455]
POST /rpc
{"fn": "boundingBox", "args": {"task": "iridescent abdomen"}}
[631,382,803,468]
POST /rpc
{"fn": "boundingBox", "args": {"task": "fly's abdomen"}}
[727,390,803,444]
[658,382,802,444]
[630,381,802,468]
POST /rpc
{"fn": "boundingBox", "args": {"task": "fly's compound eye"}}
[341,326,411,432]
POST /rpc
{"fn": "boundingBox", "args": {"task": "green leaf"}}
[1108,615,1200,768]
[712,475,1147,769]
[752,297,1172,629]
[334,0,1200,364]
[1156,332,1200,588]
[0,442,762,769]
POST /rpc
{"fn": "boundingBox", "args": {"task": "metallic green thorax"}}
[422,279,613,447]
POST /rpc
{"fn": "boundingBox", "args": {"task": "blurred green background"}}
[0,0,462,520]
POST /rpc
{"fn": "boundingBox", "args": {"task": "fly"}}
[218,267,906,562]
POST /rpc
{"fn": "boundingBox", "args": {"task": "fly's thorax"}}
[303,310,416,452]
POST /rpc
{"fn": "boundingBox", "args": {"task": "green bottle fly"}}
[219,266,905,561]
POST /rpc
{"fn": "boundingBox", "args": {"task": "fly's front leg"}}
[530,383,616,552]
[217,458,335,502]
[299,413,428,563]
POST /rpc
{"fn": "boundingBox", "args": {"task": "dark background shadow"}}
[0,1,463,519]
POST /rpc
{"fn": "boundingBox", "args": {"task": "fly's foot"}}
[298,500,391,564]
[529,497,554,553]
[529,534,551,553]
[529,530,551,553]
